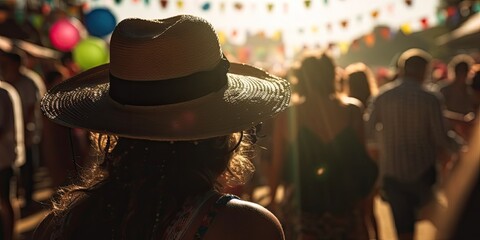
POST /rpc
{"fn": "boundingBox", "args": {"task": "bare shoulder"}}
[205,199,285,240]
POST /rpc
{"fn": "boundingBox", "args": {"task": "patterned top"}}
[365,78,461,182]
[163,191,239,240]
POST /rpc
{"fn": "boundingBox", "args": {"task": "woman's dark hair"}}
[50,132,254,238]
[344,62,378,106]
[297,53,336,97]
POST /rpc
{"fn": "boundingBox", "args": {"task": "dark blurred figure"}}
[0,51,42,214]
[0,80,22,240]
[439,54,477,142]
[440,54,476,116]
[0,3,29,41]
[365,49,463,240]
[40,71,77,190]
[344,62,380,240]
[344,62,378,107]
[271,53,377,239]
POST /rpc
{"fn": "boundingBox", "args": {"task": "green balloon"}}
[30,14,44,30]
[73,37,109,70]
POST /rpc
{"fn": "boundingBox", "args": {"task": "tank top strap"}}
[194,194,239,239]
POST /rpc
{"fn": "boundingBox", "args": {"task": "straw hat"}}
[41,15,290,141]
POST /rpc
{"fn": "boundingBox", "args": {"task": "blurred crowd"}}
[1,1,480,240]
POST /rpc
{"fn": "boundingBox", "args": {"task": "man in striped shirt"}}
[364,49,463,240]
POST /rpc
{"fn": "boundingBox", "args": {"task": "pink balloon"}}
[49,19,81,51]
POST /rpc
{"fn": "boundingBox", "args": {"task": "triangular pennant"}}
[220,2,225,12]
[420,17,428,29]
[272,30,282,41]
[177,0,184,9]
[400,23,412,35]
[115,0,122,4]
[338,42,350,54]
[234,2,243,11]
[267,3,274,12]
[380,27,391,40]
[218,31,226,45]
[144,0,149,4]
[340,20,348,29]
[371,10,379,19]
[437,10,447,24]
[364,33,375,47]
[405,0,412,7]
[202,2,211,11]
[160,0,168,8]
[304,0,311,9]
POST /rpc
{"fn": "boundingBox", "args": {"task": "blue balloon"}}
[85,8,116,38]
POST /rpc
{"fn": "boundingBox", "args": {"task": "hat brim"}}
[41,63,290,141]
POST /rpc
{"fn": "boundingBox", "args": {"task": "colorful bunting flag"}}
[364,33,375,47]
[220,2,225,12]
[177,0,184,9]
[420,17,429,29]
[218,31,226,45]
[202,2,211,11]
[400,23,412,35]
[160,0,168,8]
[272,30,282,41]
[267,3,274,12]
[436,10,447,24]
[380,27,391,40]
[234,2,243,11]
[304,0,311,9]
[338,42,350,54]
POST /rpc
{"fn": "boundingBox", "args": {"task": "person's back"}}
[35,176,283,240]
[372,79,449,181]
[272,54,374,239]
[0,87,16,170]
[365,48,462,240]
[0,82,22,240]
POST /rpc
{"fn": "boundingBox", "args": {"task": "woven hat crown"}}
[109,15,223,81]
